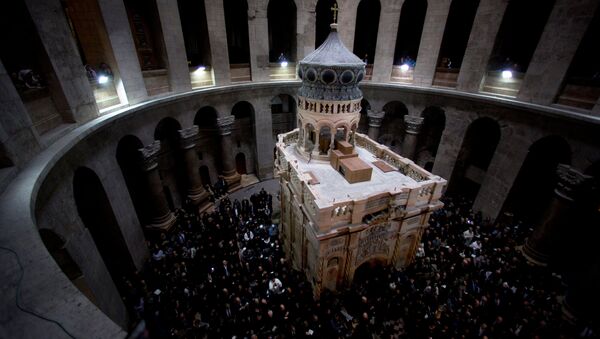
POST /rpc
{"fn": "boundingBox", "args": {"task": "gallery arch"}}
[447,117,501,202]
[393,0,427,66]
[116,135,148,226]
[315,0,338,48]
[177,0,211,68]
[267,0,297,62]
[353,0,380,65]
[271,94,297,141]
[379,101,408,152]
[417,106,446,171]
[73,167,136,294]
[154,117,185,208]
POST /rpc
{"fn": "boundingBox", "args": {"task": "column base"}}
[222,171,242,192]
[145,211,177,232]
[187,187,209,206]
[521,240,550,267]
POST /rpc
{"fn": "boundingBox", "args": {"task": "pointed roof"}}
[300,24,365,67]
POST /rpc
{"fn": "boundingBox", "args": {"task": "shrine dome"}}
[297,24,366,101]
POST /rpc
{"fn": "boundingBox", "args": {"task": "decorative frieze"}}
[216,115,236,136]
[178,126,199,149]
[367,110,385,127]
[138,140,161,171]
[404,115,424,135]
[555,164,595,201]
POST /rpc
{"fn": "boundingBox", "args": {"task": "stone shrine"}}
[275,24,446,296]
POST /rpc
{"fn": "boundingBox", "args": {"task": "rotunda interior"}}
[0,0,599,338]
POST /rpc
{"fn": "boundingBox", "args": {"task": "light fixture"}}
[194,65,206,74]
[280,61,288,68]
[400,64,409,72]
[501,70,513,79]
[98,75,109,84]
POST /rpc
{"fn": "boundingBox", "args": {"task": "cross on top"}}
[331,3,339,24]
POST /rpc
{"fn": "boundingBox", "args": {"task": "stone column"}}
[138,141,176,232]
[372,0,403,83]
[0,60,41,167]
[205,0,231,86]
[413,0,452,86]
[156,0,192,93]
[24,0,98,123]
[247,0,270,82]
[97,0,148,104]
[517,0,599,105]
[337,0,360,51]
[522,164,594,266]
[401,115,424,160]
[367,110,385,141]
[217,115,242,190]
[456,0,509,93]
[178,126,209,206]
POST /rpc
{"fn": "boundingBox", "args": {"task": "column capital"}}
[217,115,236,136]
[404,115,424,135]
[178,126,199,149]
[138,140,161,171]
[367,110,385,127]
[555,164,595,201]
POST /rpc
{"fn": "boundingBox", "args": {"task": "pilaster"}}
[372,0,403,83]
[456,0,509,93]
[412,0,452,86]
[156,0,192,93]
[205,0,231,85]
[97,0,148,104]
[517,0,599,105]
[247,0,270,82]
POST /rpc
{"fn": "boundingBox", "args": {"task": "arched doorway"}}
[393,0,427,66]
[199,165,211,186]
[501,136,571,223]
[447,117,501,202]
[352,258,387,292]
[236,152,247,174]
[154,117,185,208]
[353,0,381,64]
[315,0,338,48]
[268,0,297,62]
[232,101,256,174]
[116,135,148,225]
[73,167,135,293]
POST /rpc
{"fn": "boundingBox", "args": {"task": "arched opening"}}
[268,0,297,62]
[271,94,297,141]
[357,99,371,134]
[116,135,148,226]
[232,101,256,174]
[154,117,185,208]
[482,0,556,96]
[433,0,480,88]
[319,126,332,154]
[39,229,95,303]
[73,167,135,294]
[178,0,213,88]
[353,0,381,65]
[304,123,316,151]
[501,136,571,224]
[236,152,247,174]
[557,10,600,110]
[194,106,221,174]
[447,117,501,202]
[315,0,338,48]
[61,0,123,109]
[379,101,408,152]
[0,0,79,134]
[224,0,251,81]
[352,258,386,290]
[416,107,446,168]
[391,0,427,82]
[199,165,211,186]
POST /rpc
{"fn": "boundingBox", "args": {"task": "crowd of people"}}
[121,190,590,338]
